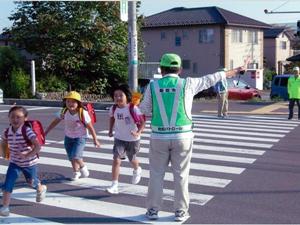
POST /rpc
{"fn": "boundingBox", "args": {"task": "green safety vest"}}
[150,76,192,134]
[288,76,300,99]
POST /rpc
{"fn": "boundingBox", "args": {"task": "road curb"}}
[2,98,113,110]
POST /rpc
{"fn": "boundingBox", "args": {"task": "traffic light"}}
[297,20,300,36]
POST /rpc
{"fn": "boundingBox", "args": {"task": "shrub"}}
[6,68,31,98]
[37,74,68,92]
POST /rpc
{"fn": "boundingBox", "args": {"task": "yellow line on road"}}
[201,102,289,115]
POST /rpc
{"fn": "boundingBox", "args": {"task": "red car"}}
[227,78,261,100]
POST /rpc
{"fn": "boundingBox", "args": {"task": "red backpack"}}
[4,120,45,159]
[61,103,96,126]
[112,103,145,128]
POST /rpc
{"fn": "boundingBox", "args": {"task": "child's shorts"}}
[2,162,40,193]
[113,138,140,161]
[64,136,86,160]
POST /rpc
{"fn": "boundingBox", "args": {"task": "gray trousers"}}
[146,138,193,212]
[217,92,228,117]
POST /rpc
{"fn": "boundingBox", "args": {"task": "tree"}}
[8,1,141,92]
[0,46,26,84]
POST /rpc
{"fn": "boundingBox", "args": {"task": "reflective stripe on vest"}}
[150,77,192,134]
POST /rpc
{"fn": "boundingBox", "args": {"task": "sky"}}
[0,0,299,32]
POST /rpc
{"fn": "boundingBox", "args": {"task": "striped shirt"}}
[2,125,38,167]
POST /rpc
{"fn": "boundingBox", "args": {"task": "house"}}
[141,6,271,79]
[264,26,295,74]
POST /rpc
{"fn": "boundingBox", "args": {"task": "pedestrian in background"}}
[139,53,249,222]
[44,91,100,180]
[0,106,47,217]
[106,84,145,194]
[288,66,300,120]
[215,68,229,118]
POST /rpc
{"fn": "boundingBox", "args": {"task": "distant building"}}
[141,6,271,78]
[264,26,295,74]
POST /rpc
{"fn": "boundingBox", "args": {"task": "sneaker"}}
[36,185,47,202]
[106,185,119,194]
[146,208,158,220]
[0,206,10,217]
[80,165,89,178]
[71,171,81,181]
[132,166,142,184]
[174,210,190,222]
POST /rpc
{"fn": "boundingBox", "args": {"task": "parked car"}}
[227,78,261,100]
[270,74,292,101]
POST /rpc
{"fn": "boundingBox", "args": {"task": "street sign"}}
[120,0,128,22]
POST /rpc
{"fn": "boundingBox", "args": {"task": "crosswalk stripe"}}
[137,131,279,143]
[192,144,265,155]
[1,161,232,190]
[192,120,296,129]
[192,117,298,127]
[192,124,291,133]
[44,144,255,164]
[0,165,214,206]
[10,188,181,224]
[37,154,238,182]
[99,129,279,143]
[95,134,273,148]
[0,213,63,225]
[191,127,285,137]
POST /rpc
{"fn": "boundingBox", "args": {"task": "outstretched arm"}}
[44,118,61,136]
[225,57,251,78]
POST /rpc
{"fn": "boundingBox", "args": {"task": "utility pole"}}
[128,0,138,91]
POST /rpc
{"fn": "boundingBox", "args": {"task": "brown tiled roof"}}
[143,6,271,29]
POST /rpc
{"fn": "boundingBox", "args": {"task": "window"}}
[192,62,198,73]
[248,31,258,44]
[182,30,188,39]
[199,29,214,43]
[161,32,166,40]
[175,36,181,46]
[232,29,243,43]
[280,41,286,49]
[182,60,190,69]
[280,77,288,87]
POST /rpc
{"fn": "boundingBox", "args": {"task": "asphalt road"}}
[0,101,300,224]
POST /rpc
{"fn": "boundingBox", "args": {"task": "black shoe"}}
[288,117,292,120]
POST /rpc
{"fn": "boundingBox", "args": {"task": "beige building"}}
[264,27,295,74]
[141,7,271,78]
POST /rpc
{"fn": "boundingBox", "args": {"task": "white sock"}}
[112,180,118,186]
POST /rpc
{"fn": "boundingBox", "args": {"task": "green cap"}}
[160,53,181,68]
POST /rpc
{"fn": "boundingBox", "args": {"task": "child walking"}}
[0,106,47,217]
[45,91,100,180]
[107,84,145,194]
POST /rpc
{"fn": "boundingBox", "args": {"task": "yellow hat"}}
[64,91,81,101]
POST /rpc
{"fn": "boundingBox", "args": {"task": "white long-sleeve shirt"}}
[139,72,225,139]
